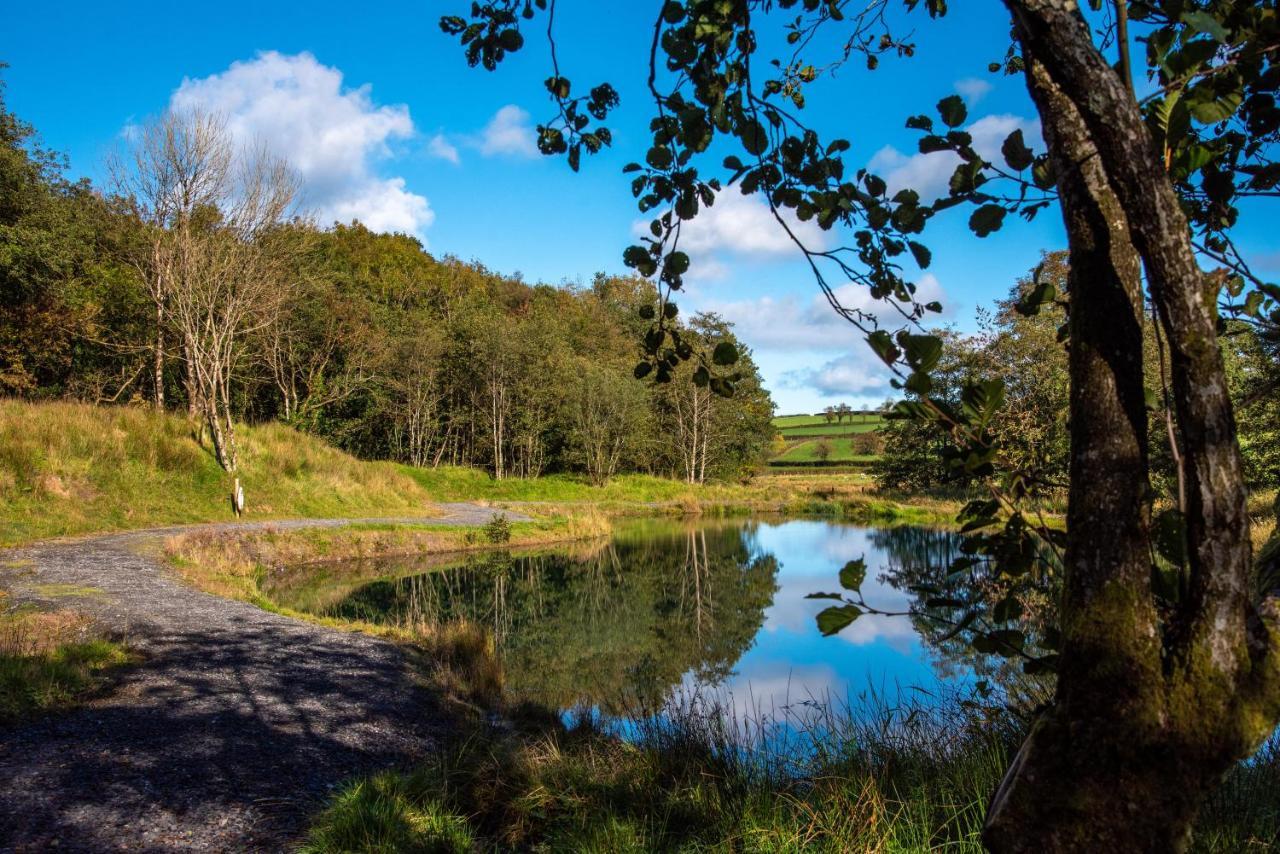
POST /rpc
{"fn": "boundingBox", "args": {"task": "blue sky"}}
[8,1,1264,413]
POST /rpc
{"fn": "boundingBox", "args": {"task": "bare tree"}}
[113,110,231,411]
[118,111,298,471]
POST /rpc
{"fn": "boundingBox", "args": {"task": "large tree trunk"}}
[986,3,1280,851]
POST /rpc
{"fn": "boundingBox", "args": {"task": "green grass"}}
[774,438,878,464]
[0,399,445,546]
[773,413,881,428]
[304,685,1280,853]
[0,609,131,724]
[777,420,884,438]
[305,690,1015,853]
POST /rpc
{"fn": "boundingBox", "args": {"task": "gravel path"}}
[0,505,526,852]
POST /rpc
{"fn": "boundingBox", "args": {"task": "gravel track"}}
[0,505,525,852]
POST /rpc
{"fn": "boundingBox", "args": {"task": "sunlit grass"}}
[0,399,441,546]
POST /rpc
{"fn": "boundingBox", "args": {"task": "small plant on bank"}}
[482,513,512,545]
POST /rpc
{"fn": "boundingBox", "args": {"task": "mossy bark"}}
[984,2,1280,850]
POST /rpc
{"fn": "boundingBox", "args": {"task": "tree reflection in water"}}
[310,522,779,713]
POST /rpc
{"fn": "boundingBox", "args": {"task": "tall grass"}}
[0,399,446,545]
[304,676,1280,852]
[305,686,1017,852]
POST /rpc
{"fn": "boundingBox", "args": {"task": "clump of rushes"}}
[304,688,1018,852]
[0,608,130,724]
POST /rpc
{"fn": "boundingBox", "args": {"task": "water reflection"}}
[264,519,974,715]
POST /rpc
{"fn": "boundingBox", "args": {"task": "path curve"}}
[0,505,525,852]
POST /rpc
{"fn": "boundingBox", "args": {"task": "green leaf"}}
[937,94,967,128]
[968,204,1006,238]
[839,558,867,591]
[633,362,653,380]
[816,604,862,636]
[739,119,769,156]
[901,333,943,372]
[1181,11,1229,43]
[646,146,674,169]
[867,329,901,365]
[664,251,690,275]
[805,592,845,601]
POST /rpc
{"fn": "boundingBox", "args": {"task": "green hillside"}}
[774,438,878,464]
[0,400,443,546]
[769,412,885,466]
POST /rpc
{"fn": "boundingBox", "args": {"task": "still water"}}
[263,519,972,718]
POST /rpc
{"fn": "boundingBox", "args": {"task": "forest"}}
[0,85,774,485]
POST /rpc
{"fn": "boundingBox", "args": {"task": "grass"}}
[304,688,1017,853]
[0,399,442,546]
[0,401,943,548]
[304,681,1280,853]
[0,607,131,724]
[777,421,885,438]
[774,438,878,464]
[163,511,612,603]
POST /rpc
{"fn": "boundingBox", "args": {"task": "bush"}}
[482,513,512,544]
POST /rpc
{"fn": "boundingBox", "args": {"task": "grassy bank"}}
[0,606,131,724]
[0,399,443,546]
[163,511,611,604]
[302,685,1280,852]
[0,401,955,548]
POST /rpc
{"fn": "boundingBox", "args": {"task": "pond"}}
[263,518,980,723]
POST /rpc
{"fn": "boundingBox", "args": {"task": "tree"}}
[568,360,652,485]
[117,110,298,471]
[442,1,1280,847]
[813,437,832,463]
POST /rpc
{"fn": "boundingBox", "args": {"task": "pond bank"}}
[0,506,519,851]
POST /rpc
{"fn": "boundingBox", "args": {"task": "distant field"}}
[773,413,884,440]
[779,421,882,438]
[774,438,878,464]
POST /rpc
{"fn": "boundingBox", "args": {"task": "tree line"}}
[874,251,1280,496]
[0,86,774,483]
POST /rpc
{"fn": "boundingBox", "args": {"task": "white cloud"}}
[169,51,434,238]
[783,351,893,397]
[954,77,993,105]
[655,189,831,257]
[478,105,538,157]
[866,113,1042,201]
[697,272,947,355]
[427,133,460,164]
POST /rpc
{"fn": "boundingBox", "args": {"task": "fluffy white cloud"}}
[782,351,893,397]
[478,105,538,157]
[640,189,830,258]
[169,51,434,238]
[427,133,460,164]
[866,113,1042,201]
[954,77,993,105]
[697,272,947,355]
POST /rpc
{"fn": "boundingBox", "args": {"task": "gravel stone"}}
[0,505,526,852]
